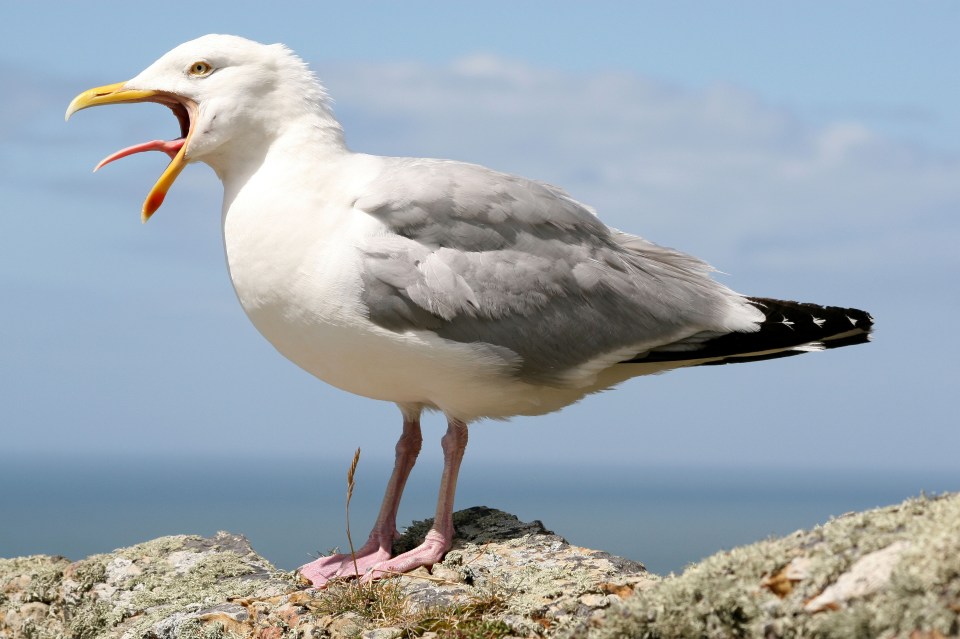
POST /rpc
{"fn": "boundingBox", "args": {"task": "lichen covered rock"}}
[588,493,960,639]
[0,508,651,638]
[2,496,958,639]
[391,506,652,636]
[0,532,288,639]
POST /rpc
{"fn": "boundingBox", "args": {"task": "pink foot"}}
[299,417,426,587]
[298,536,392,586]
[299,416,465,587]
[361,529,452,583]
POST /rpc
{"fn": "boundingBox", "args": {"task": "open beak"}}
[66,82,195,222]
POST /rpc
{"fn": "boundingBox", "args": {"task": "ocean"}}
[2,455,956,576]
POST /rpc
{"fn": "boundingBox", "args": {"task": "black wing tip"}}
[821,330,873,349]
[623,297,874,367]
[749,296,874,332]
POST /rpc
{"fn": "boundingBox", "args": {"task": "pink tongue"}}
[94,138,185,172]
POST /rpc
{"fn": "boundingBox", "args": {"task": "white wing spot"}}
[846,315,858,326]
[780,315,795,330]
[813,317,826,328]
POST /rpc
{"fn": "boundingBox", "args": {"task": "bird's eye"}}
[188,61,212,77]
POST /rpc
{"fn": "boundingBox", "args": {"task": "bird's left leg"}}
[363,417,468,581]
[298,407,423,586]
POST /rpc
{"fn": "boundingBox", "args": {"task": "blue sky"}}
[2,1,958,481]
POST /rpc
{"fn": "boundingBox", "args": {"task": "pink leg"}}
[363,417,468,581]
[299,413,423,586]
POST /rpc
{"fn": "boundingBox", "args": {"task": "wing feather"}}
[357,158,760,382]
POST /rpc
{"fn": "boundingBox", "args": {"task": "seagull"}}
[66,34,873,585]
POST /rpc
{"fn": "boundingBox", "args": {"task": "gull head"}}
[65,34,336,222]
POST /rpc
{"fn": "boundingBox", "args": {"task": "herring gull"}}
[65,34,873,585]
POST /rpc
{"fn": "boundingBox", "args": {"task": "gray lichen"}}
[2,497,958,639]
[587,493,960,639]
[0,532,291,639]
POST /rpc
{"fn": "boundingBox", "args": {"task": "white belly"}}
[227,231,634,421]
[222,201,578,420]
[219,165,638,421]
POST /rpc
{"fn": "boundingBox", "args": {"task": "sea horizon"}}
[2,453,957,576]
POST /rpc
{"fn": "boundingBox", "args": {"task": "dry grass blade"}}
[400,591,511,639]
[311,578,407,624]
[345,447,361,579]
[367,568,460,585]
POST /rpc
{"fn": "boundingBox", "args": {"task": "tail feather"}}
[622,297,874,367]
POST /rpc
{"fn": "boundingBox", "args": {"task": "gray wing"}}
[356,158,754,382]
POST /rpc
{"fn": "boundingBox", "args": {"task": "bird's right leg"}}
[298,409,423,586]
[362,417,468,582]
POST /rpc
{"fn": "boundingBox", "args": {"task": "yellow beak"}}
[65,82,157,119]
[66,82,190,223]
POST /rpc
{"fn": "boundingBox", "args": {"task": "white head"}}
[66,35,343,221]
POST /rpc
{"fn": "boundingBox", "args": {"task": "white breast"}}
[218,158,503,417]
[218,151,635,421]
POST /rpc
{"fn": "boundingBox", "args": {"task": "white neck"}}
[204,109,347,183]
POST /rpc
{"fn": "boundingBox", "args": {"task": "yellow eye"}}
[189,61,212,76]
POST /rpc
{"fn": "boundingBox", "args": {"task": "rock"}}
[0,532,288,639]
[390,506,650,636]
[0,508,649,638]
[588,493,960,639]
[362,627,402,639]
[1,496,958,639]
[803,539,911,613]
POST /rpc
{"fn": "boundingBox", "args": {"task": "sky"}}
[1,1,958,486]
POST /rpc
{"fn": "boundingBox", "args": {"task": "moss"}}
[175,618,231,639]
[401,591,512,639]
[312,579,408,625]
[803,496,960,639]
[5,499,957,639]
[66,599,113,639]
[118,534,201,561]
[70,555,109,593]
[402,616,513,639]
[17,618,63,639]
[0,556,69,605]
[127,551,269,617]
[102,536,285,638]
[306,578,516,639]
[587,493,960,639]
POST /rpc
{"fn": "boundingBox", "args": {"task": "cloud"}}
[12,54,955,282]
[319,55,960,277]
[3,47,956,469]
